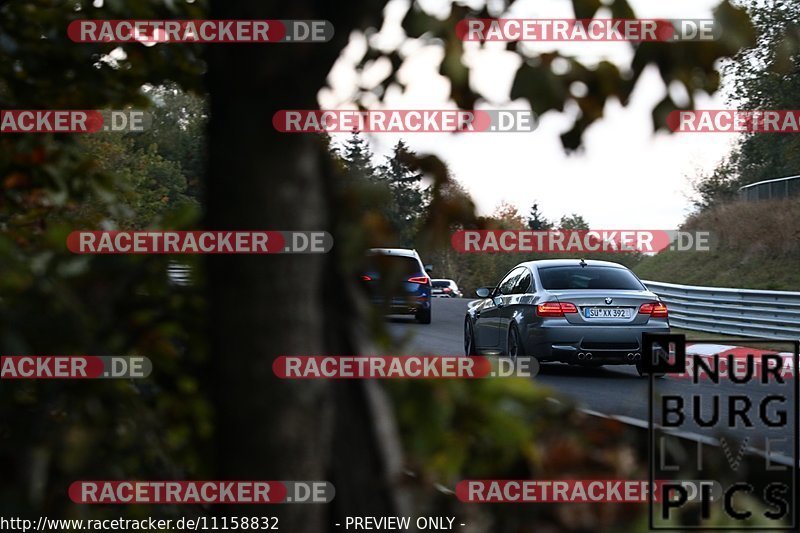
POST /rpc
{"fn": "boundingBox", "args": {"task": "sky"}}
[319,0,742,229]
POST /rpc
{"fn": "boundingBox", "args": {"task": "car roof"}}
[432,278,455,283]
[368,248,420,259]
[519,259,629,270]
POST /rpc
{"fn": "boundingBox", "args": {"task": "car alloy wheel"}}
[464,318,476,356]
[507,325,522,361]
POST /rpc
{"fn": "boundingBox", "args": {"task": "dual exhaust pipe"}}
[577,352,593,361]
[626,352,642,361]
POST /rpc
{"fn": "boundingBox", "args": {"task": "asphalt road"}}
[387,298,797,462]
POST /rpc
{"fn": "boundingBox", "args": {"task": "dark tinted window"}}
[364,254,423,278]
[498,267,525,295]
[511,269,532,294]
[432,280,450,288]
[538,266,644,290]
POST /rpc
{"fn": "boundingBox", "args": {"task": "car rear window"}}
[365,254,423,278]
[432,281,450,288]
[538,266,645,290]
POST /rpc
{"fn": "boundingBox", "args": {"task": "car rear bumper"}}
[524,322,670,364]
[372,296,431,315]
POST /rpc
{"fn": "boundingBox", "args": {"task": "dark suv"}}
[361,248,432,324]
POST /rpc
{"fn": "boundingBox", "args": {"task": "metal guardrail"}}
[643,280,800,340]
[739,174,800,202]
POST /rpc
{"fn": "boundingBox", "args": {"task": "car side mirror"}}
[424,264,433,274]
[476,287,491,298]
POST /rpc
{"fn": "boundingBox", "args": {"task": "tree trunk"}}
[206,1,393,531]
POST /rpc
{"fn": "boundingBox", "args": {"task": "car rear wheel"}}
[464,317,477,356]
[506,324,524,361]
[416,308,431,324]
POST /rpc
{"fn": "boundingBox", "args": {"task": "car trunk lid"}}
[547,289,660,325]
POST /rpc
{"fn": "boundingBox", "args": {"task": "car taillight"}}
[361,275,372,281]
[408,276,430,286]
[639,302,668,318]
[536,302,578,317]
[443,288,451,292]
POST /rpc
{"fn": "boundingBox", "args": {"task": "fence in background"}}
[739,175,800,202]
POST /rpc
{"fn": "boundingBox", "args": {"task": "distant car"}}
[464,259,670,375]
[361,248,432,324]
[431,279,462,298]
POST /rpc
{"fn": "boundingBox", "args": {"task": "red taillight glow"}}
[639,302,668,318]
[536,302,578,317]
[443,288,452,292]
[361,275,372,281]
[408,276,431,286]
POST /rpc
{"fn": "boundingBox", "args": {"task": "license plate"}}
[584,307,632,319]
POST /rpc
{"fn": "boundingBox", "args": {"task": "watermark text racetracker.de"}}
[67,231,333,254]
[273,356,539,379]
[0,356,151,379]
[456,18,720,42]
[452,230,714,253]
[0,483,335,532]
[0,110,150,133]
[668,110,800,133]
[68,19,333,43]
[273,110,538,133]
[457,479,721,503]
[69,480,334,504]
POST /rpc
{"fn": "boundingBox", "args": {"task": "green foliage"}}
[386,372,653,531]
[558,213,590,230]
[0,1,765,529]
[330,136,626,296]
[388,0,756,150]
[334,134,641,294]
[694,0,800,207]
[635,198,800,289]
[77,132,198,228]
[692,156,740,210]
[336,134,431,248]
[387,375,551,482]
[492,202,527,230]
[635,246,800,290]
[726,0,800,111]
[527,201,553,230]
[379,140,429,247]
[134,83,207,199]
[341,132,377,181]
[0,0,208,516]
